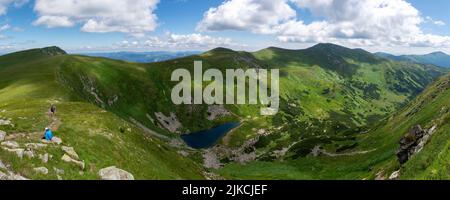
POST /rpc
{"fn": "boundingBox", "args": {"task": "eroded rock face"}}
[98,166,134,180]
[155,112,182,134]
[207,105,230,121]
[396,125,436,165]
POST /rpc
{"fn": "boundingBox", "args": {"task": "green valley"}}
[0,44,448,180]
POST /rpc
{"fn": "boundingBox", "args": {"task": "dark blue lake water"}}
[181,122,240,149]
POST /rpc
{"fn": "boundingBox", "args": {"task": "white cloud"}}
[197,0,296,34]
[116,33,241,50]
[33,16,74,28]
[198,0,450,48]
[425,16,446,26]
[0,0,28,15]
[0,44,13,50]
[0,24,10,39]
[33,0,159,36]
[0,24,10,31]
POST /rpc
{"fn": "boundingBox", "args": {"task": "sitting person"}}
[42,127,53,141]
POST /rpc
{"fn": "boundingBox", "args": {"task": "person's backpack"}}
[51,105,56,113]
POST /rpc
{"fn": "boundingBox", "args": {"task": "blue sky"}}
[1,0,450,54]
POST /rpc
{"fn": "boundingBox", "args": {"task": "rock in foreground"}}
[98,166,134,180]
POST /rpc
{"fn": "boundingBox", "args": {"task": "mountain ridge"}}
[0,43,448,180]
[375,51,450,68]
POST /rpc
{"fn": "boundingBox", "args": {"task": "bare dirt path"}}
[6,112,61,141]
[312,145,376,157]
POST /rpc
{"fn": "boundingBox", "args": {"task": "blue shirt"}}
[45,130,53,141]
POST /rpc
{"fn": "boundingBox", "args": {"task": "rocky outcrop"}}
[0,171,28,180]
[98,166,134,180]
[396,125,437,165]
[155,112,182,134]
[0,119,11,126]
[61,146,79,160]
[203,150,222,169]
[207,105,230,121]
[0,160,28,180]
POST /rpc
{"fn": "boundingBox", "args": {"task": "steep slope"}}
[376,51,450,68]
[0,47,205,180]
[218,72,450,180]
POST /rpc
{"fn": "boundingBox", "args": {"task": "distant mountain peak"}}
[310,43,345,49]
[40,46,67,56]
[206,47,235,54]
[429,51,448,56]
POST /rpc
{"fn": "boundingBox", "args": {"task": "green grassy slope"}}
[0,44,447,180]
[58,44,445,152]
[0,47,205,180]
[218,72,450,180]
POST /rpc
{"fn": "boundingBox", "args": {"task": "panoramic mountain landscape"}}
[1,43,449,180]
[1,0,450,186]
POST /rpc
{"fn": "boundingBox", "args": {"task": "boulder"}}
[61,154,85,170]
[389,170,400,180]
[0,119,11,126]
[33,167,49,175]
[24,150,35,158]
[61,146,79,160]
[0,130,5,141]
[98,166,134,180]
[3,148,24,159]
[51,137,63,145]
[53,167,64,175]
[39,153,49,163]
[1,141,19,148]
